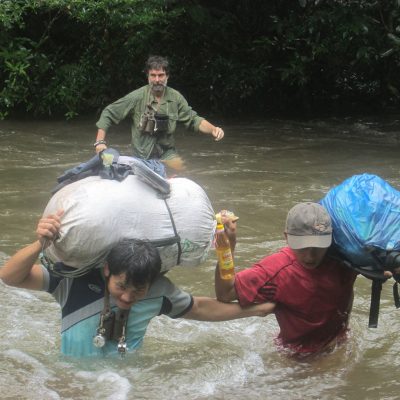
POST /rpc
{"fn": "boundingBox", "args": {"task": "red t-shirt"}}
[235,247,357,354]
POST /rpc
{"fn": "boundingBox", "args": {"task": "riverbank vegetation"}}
[1,0,399,119]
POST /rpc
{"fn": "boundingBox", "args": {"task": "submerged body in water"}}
[1,116,400,399]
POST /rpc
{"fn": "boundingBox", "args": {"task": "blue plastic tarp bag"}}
[321,173,400,328]
[320,173,400,272]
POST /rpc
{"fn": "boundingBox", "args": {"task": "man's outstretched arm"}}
[0,210,63,290]
[183,296,275,321]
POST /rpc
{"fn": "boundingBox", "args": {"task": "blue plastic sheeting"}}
[320,173,400,267]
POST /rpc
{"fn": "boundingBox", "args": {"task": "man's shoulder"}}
[124,85,148,98]
[146,274,191,301]
[257,247,295,270]
[108,85,148,104]
[145,274,192,317]
[236,247,294,282]
[324,255,358,278]
[146,274,178,297]
[164,86,186,101]
[51,268,105,311]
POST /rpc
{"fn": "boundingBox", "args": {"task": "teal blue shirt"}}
[43,267,193,357]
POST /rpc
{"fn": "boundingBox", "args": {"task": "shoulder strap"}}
[368,279,383,328]
[328,245,388,328]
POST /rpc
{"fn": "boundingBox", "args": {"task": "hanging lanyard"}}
[93,284,131,357]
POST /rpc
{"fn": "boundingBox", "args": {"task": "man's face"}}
[148,68,168,94]
[291,247,329,269]
[105,267,149,309]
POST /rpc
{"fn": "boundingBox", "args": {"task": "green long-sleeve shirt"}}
[96,85,204,159]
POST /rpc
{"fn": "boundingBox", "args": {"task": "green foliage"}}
[0,0,27,30]
[0,0,183,119]
[1,0,400,118]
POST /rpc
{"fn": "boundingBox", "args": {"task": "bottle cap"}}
[216,216,224,231]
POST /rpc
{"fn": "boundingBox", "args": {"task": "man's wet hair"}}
[145,55,170,75]
[107,239,161,287]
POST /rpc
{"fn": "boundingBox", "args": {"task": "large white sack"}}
[42,175,216,272]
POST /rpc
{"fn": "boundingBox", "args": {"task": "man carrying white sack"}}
[0,211,272,358]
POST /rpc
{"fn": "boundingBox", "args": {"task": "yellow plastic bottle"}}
[215,215,235,280]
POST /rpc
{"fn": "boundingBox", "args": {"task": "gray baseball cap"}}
[285,202,332,249]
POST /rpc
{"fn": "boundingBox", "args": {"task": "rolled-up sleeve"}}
[96,92,137,132]
[176,95,204,132]
[149,276,194,318]
[235,263,277,307]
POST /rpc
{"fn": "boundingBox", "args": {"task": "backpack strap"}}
[368,279,383,328]
[328,246,388,328]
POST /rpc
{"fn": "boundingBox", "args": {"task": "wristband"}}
[93,140,107,147]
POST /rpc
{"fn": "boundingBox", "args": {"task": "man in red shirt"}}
[215,202,357,357]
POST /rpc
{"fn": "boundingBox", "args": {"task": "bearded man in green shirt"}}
[94,55,224,173]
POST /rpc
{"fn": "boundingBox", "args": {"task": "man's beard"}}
[150,82,166,94]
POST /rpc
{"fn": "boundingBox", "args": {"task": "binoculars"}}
[139,112,169,135]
